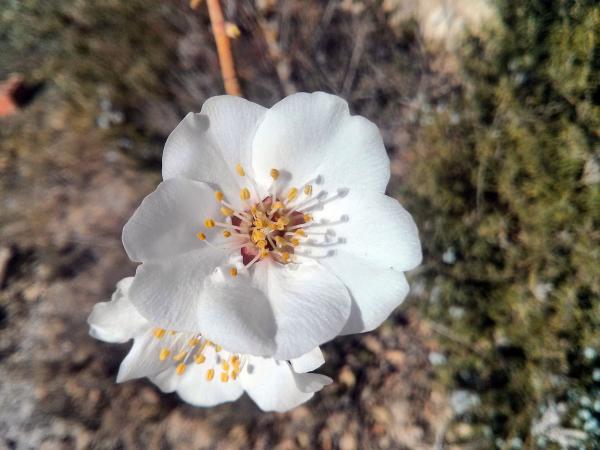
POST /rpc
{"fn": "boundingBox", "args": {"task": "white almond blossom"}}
[122,92,422,361]
[88,278,332,412]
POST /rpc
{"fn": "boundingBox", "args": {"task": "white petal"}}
[129,249,228,332]
[87,277,149,343]
[264,262,351,360]
[292,372,333,394]
[241,356,328,412]
[321,256,410,334]
[122,179,223,263]
[252,92,389,194]
[116,330,168,383]
[150,369,181,393]
[196,265,278,357]
[162,97,267,209]
[198,262,351,360]
[290,347,325,373]
[312,189,422,272]
[175,346,244,407]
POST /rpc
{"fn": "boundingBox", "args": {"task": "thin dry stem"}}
[205,0,242,96]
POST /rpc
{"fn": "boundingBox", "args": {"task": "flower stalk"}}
[205,0,242,96]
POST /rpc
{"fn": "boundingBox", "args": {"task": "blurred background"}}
[0,0,598,449]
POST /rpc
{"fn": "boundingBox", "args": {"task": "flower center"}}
[152,327,244,382]
[197,164,340,277]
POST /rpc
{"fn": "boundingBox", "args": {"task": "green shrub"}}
[402,0,599,446]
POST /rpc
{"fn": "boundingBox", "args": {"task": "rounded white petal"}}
[87,277,149,343]
[175,346,244,407]
[312,189,422,272]
[162,97,266,208]
[251,92,389,194]
[122,179,223,263]
[290,347,325,373]
[241,356,329,412]
[129,249,229,332]
[117,330,168,383]
[321,257,410,334]
[150,369,181,393]
[197,262,351,360]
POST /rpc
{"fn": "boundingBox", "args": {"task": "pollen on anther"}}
[176,363,187,376]
[303,213,312,222]
[223,230,232,238]
[290,238,300,247]
[206,369,215,381]
[270,168,280,180]
[194,354,206,364]
[153,328,166,338]
[294,229,306,236]
[304,184,313,196]
[204,218,215,228]
[220,372,229,383]
[230,267,238,277]
[197,232,206,241]
[220,206,234,217]
[159,348,171,361]
[215,191,224,202]
[222,361,230,371]
[287,187,298,201]
[240,188,251,201]
[173,350,188,362]
[235,164,245,176]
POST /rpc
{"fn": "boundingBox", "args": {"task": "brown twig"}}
[205,0,242,96]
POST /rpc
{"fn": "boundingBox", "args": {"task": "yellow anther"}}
[159,348,171,361]
[290,238,300,247]
[230,267,238,277]
[240,188,251,200]
[173,351,188,362]
[253,219,266,228]
[235,164,245,176]
[153,328,166,339]
[215,191,224,202]
[287,187,298,201]
[194,354,206,364]
[255,210,266,220]
[169,331,177,335]
[231,370,239,380]
[220,206,234,217]
[274,236,286,247]
[206,369,215,381]
[279,216,290,225]
[304,184,313,196]
[252,229,266,239]
[281,252,291,263]
[276,221,285,231]
[303,213,312,222]
[268,222,277,231]
[204,218,215,228]
[197,232,206,241]
[222,361,230,371]
[256,240,267,249]
[251,206,258,215]
[260,249,269,258]
[188,338,200,347]
[176,363,187,375]
[271,201,284,212]
[215,345,223,352]
[270,168,280,180]
[294,229,306,236]
[230,355,239,364]
[223,230,232,238]
[220,372,229,383]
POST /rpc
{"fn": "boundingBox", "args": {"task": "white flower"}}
[88,278,332,412]
[122,92,422,360]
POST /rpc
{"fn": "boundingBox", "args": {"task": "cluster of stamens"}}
[153,327,243,383]
[197,164,321,276]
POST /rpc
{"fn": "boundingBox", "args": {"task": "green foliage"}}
[402,0,599,446]
[0,0,177,105]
